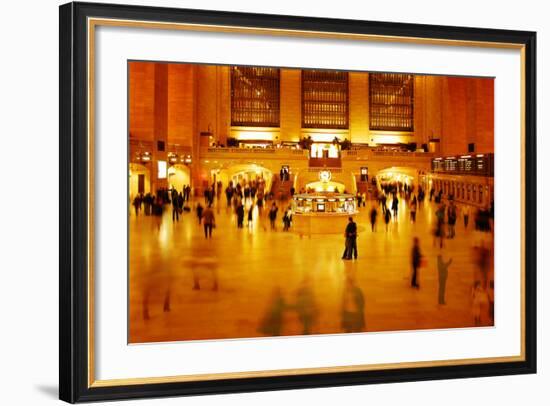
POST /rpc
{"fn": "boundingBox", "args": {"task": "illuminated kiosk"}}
[292,193,357,235]
[292,170,357,235]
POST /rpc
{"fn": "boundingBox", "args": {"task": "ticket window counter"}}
[294,194,356,214]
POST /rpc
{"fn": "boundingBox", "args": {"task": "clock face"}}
[319,170,332,183]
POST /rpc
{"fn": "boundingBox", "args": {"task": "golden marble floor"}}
[129,196,494,343]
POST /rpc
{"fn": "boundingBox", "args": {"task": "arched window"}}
[302,69,349,129]
[231,66,280,127]
[369,73,414,131]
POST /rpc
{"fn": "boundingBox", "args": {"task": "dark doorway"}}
[138,174,145,194]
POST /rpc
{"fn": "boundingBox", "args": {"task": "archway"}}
[375,167,418,186]
[215,164,274,192]
[167,164,191,192]
[374,166,422,198]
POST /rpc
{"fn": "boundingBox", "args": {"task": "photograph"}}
[127,62,495,343]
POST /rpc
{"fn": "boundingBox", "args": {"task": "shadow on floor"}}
[35,384,58,399]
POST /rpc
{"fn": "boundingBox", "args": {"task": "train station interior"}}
[128,62,495,343]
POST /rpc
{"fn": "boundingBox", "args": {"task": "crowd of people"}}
[258,275,366,336]
[132,176,297,240]
[133,176,495,328]
[338,179,494,326]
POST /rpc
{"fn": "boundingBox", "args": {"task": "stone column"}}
[349,72,369,144]
[280,69,301,143]
[152,63,168,194]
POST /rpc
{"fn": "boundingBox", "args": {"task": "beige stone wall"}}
[217,66,231,145]
[167,63,195,148]
[419,75,494,156]
[129,62,155,141]
[349,72,369,144]
[129,63,494,194]
[130,64,493,156]
[192,65,231,146]
[474,78,494,153]
[423,75,444,146]
[280,69,302,142]
[197,65,216,138]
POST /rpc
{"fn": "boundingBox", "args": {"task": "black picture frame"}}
[59,1,537,403]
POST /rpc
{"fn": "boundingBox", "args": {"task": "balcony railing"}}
[308,157,342,168]
[199,146,436,164]
[200,146,309,159]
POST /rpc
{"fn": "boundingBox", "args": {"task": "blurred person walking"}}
[471,281,489,326]
[269,202,279,230]
[294,277,317,335]
[447,200,457,238]
[196,202,204,225]
[437,254,453,305]
[369,206,378,232]
[434,202,446,248]
[258,287,286,336]
[463,204,470,229]
[341,277,365,333]
[411,237,422,289]
[153,195,163,231]
[283,206,292,231]
[247,204,254,228]
[391,195,399,218]
[410,195,417,223]
[225,183,234,207]
[203,204,215,239]
[172,193,180,222]
[132,195,141,217]
[476,241,491,288]
[384,206,391,232]
[236,201,245,228]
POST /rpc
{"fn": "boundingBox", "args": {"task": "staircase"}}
[308,156,342,168]
[270,175,293,200]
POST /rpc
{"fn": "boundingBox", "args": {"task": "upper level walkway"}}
[200,146,434,167]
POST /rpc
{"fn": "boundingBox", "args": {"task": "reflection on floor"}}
[129,196,494,343]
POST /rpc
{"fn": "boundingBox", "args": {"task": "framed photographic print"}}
[59,1,537,403]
